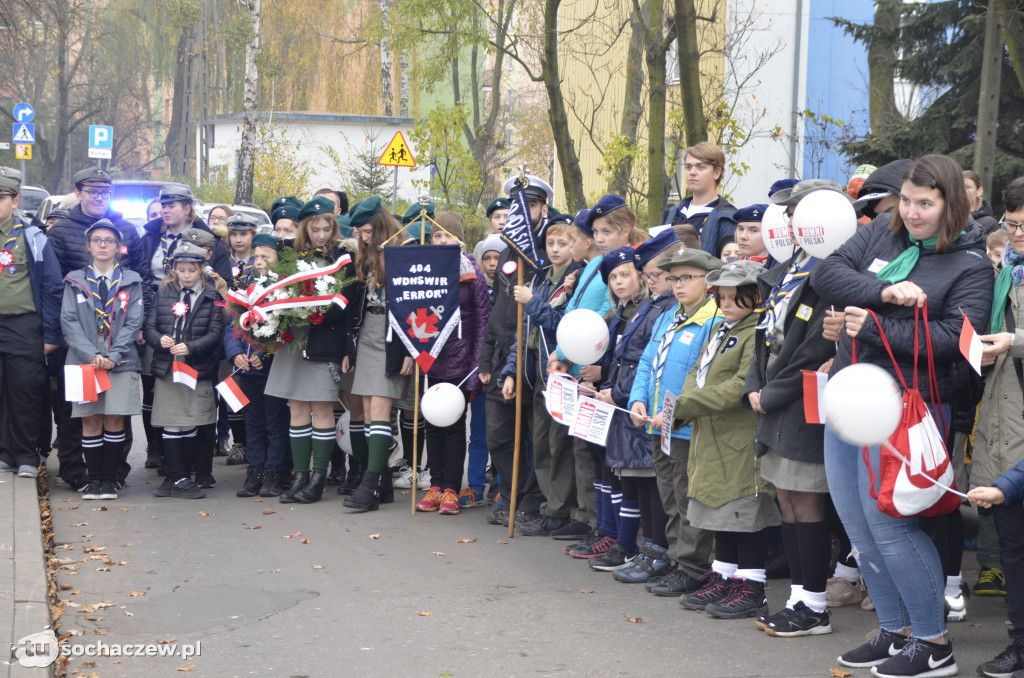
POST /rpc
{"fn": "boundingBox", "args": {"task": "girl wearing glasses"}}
[60,220,145,501]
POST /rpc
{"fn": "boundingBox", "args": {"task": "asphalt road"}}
[41,424,1016,678]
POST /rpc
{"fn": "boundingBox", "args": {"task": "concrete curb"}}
[1,473,52,678]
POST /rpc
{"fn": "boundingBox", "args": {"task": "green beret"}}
[547,205,561,218]
[297,196,336,221]
[656,247,724,273]
[402,202,435,225]
[271,196,303,213]
[485,198,510,216]
[336,213,352,238]
[405,218,432,241]
[252,234,283,251]
[348,197,385,230]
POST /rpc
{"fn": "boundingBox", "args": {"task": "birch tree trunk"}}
[399,50,410,117]
[380,0,394,116]
[234,0,261,204]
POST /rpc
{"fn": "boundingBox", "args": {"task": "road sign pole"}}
[392,166,398,214]
[20,159,25,182]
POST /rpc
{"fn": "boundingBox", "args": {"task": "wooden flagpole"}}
[411,195,429,515]
[508,165,529,538]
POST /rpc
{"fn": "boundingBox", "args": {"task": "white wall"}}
[721,0,807,208]
[205,115,431,202]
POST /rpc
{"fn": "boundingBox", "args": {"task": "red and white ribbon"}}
[228,254,352,329]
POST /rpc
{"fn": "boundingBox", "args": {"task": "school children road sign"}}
[378,131,416,168]
[15,144,31,160]
[12,123,34,144]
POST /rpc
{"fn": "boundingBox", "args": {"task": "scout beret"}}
[656,247,724,273]
[485,197,510,216]
[403,202,435,225]
[297,196,336,221]
[589,194,628,224]
[599,246,636,283]
[252,233,283,251]
[768,179,799,199]
[733,204,769,223]
[705,259,764,287]
[348,197,385,230]
[336,213,352,238]
[73,167,112,187]
[271,196,303,213]
[271,204,299,225]
[632,229,680,270]
[573,209,592,237]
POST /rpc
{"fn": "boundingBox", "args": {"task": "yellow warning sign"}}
[15,144,31,160]
[378,131,416,168]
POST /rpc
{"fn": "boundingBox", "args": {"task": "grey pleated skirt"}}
[351,311,412,403]
[759,449,829,493]
[687,492,781,533]
[72,371,143,418]
[265,338,340,403]
[151,375,217,427]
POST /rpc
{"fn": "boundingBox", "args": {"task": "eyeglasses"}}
[88,237,118,246]
[208,216,228,224]
[1000,219,1024,234]
[81,189,111,199]
[665,274,706,284]
[641,272,662,283]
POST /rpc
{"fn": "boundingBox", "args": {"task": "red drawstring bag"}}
[853,301,961,518]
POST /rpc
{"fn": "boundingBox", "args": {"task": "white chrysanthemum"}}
[296,260,313,272]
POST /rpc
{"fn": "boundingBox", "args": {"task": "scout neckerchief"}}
[231,253,254,286]
[653,303,696,387]
[0,221,24,275]
[695,318,732,388]
[86,263,122,335]
[991,242,1024,333]
[756,253,817,346]
[160,231,184,272]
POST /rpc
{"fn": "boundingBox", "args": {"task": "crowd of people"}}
[4,143,1024,677]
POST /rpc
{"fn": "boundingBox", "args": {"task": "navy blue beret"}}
[632,229,680,269]
[768,179,799,199]
[599,246,636,284]
[733,204,769,223]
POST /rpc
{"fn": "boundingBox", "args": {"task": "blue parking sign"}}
[89,125,113,150]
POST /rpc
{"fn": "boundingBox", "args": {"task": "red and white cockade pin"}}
[0,250,12,267]
[118,290,129,311]
[172,301,189,317]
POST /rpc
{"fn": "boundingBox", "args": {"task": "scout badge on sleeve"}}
[384,244,461,372]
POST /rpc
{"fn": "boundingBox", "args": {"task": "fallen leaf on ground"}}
[81,662,97,668]
[369,534,380,539]
[124,611,133,617]
[68,629,83,636]
[94,567,110,572]
[121,543,133,547]
[151,516,156,519]
[312,565,324,570]
[300,538,309,544]
[69,503,81,510]
[84,616,103,622]
[119,508,129,512]
[289,531,301,537]
[128,591,145,597]
[198,511,214,517]
[456,538,478,544]
[60,584,73,590]
[966,622,982,627]
[830,668,853,678]
[83,546,106,553]
[71,523,88,527]
[623,615,644,623]
[253,499,264,502]
[246,525,261,530]
[176,665,196,672]
[498,540,508,544]
[156,636,177,644]
[93,630,107,636]
[98,506,107,511]
[579,589,594,594]
[418,611,433,616]
[262,509,277,515]
[431,552,446,556]
[269,568,281,573]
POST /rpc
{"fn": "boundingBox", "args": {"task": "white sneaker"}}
[393,466,415,489]
[945,593,967,622]
[387,441,404,470]
[826,576,865,607]
[417,470,431,490]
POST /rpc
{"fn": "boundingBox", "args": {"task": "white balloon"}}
[420,382,467,427]
[762,203,796,263]
[556,308,610,366]
[822,363,903,446]
[335,409,352,454]
[792,190,858,259]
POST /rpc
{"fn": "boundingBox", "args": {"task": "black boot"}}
[295,472,327,504]
[259,470,282,497]
[343,471,382,511]
[237,468,264,497]
[279,472,309,503]
[339,457,365,495]
[144,441,162,469]
[379,470,394,504]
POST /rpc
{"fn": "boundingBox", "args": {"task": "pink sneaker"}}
[416,487,442,512]
[439,489,461,515]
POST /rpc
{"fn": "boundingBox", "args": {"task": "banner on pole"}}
[384,244,462,372]
[499,187,544,272]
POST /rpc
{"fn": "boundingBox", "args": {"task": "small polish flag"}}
[802,370,828,425]
[216,375,250,412]
[64,365,98,403]
[172,361,199,390]
[94,368,113,394]
[959,313,983,376]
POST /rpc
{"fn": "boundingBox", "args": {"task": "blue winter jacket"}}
[554,256,612,370]
[666,196,738,257]
[628,297,721,440]
[993,455,1024,506]
[604,290,675,468]
[21,217,64,345]
[223,323,273,379]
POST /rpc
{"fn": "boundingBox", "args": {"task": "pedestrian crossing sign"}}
[12,123,34,143]
[378,131,416,168]
[15,144,31,160]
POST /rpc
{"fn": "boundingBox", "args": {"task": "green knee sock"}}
[366,420,392,473]
[400,415,424,467]
[349,422,369,462]
[290,425,313,472]
[311,427,336,474]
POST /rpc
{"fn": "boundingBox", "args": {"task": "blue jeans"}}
[237,373,290,472]
[467,395,488,494]
[824,422,947,639]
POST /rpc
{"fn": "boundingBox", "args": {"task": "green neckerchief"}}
[875,231,966,284]
[991,263,1016,334]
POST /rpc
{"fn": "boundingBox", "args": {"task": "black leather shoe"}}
[279,472,309,503]
[237,468,264,497]
[259,470,282,497]
[518,515,567,536]
[339,458,365,495]
[343,471,382,512]
[295,472,327,503]
[647,568,704,596]
[144,443,161,469]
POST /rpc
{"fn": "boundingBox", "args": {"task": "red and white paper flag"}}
[802,370,828,425]
[959,312,983,376]
[64,365,98,403]
[172,361,199,390]
[93,368,112,394]
[216,375,250,412]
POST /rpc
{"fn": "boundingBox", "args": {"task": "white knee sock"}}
[787,584,804,609]
[711,560,737,579]
[735,568,766,584]
[801,588,828,613]
[944,574,963,598]
[834,562,860,583]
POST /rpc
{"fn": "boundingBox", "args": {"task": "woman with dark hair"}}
[964,170,999,235]
[813,154,992,677]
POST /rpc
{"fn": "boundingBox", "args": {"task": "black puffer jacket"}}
[140,217,232,285]
[47,205,151,305]
[743,260,835,463]
[478,243,549,403]
[144,282,225,381]
[972,202,999,236]
[858,160,911,218]
[604,290,675,469]
[300,240,360,363]
[812,217,993,403]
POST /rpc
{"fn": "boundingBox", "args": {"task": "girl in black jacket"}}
[144,243,224,500]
